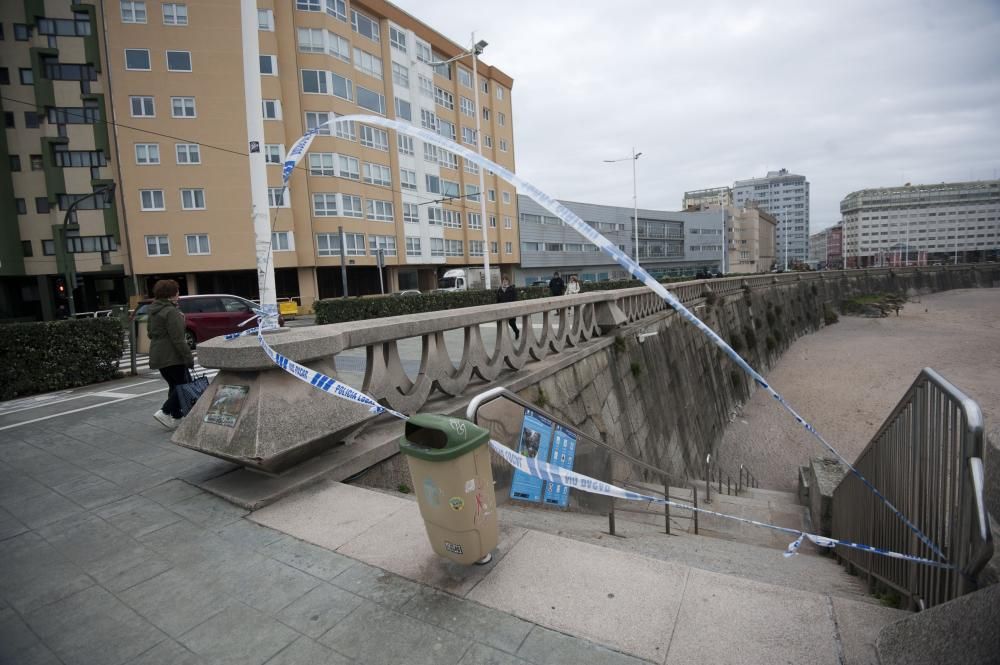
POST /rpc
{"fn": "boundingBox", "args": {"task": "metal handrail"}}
[467,386,698,535]
[831,367,993,610]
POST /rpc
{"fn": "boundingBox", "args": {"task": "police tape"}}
[487,440,954,569]
[262,114,947,562]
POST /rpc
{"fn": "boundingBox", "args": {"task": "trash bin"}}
[135,319,151,355]
[399,414,498,565]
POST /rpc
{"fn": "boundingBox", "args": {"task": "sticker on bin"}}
[445,541,463,555]
[449,497,465,511]
[464,479,476,493]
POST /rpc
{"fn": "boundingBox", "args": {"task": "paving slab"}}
[264,636,351,665]
[250,479,410,550]
[275,583,364,638]
[336,500,528,596]
[140,478,204,506]
[125,639,206,665]
[260,535,356,580]
[52,473,132,509]
[178,603,299,665]
[0,531,94,614]
[25,585,166,665]
[830,596,907,665]
[515,625,650,665]
[0,506,28,542]
[459,642,534,665]
[96,494,185,538]
[400,587,534,655]
[120,568,237,638]
[467,530,688,663]
[328,561,422,609]
[319,600,472,665]
[664,567,839,665]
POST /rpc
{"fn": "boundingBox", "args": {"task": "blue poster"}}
[509,409,553,503]
[543,425,577,507]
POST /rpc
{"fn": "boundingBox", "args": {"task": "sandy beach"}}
[716,288,1000,491]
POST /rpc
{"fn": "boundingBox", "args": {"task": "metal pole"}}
[377,248,385,295]
[783,209,788,271]
[470,34,491,290]
[130,317,138,376]
[632,147,639,266]
[704,454,711,504]
[240,0,277,323]
[338,226,348,298]
[664,483,670,534]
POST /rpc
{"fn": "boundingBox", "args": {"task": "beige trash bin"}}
[399,414,498,565]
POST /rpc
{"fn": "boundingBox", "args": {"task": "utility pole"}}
[470,34,491,289]
[240,0,277,324]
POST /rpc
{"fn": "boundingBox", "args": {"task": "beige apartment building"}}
[726,205,776,274]
[1,1,518,319]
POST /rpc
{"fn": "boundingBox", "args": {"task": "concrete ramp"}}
[250,481,906,664]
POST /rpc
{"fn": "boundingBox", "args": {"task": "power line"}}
[1,93,488,209]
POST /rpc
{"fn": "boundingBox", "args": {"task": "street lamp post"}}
[429,36,492,289]
[60,183,116,317]
[603,149,642,266]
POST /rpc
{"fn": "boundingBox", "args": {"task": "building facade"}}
[515,195,724,285]
[725,206,776,274]
[808,223,842,269]
[682,186,731,211]
[2,0,519,319]
[732,168,809,269]
[1,3,130,320]
[840,180,999,268]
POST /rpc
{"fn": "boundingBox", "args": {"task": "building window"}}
[363,163,391,187]
[185,234,210,255]
[135,143,159,164]
[24,112,40,128]
[351,9,379,42]
[317,232,365,257]
[342,194,363,218]
[496,85,505,100]
[35,197,51,214]
[334,114,355,140]
[442,210,461,228]
[146,235,169,256]
[469,240,484,256]
[15,199,27,214]
[505,241,513,254]
[502,191,510,204]
[306,153,333,176]
[259,55,277,75]
[121,1,147,23]
[458,67,472,88]
[356,86,386,115]
[181,188,205,210]
[400,168,417,191]
[262,99,281,119]
[264,144,283,165]
[391,62,409,88]
[369,235,397,256]
[297,27,323,52]
[467,212,482,229]
[488,189,496,202]
[482,107,490,121]
[125,49,151,70]
[504,216,512,229]
[171,96,196,117]
[301,69,327,94]
[366,199,394,222]
[353,48,382,80]
[418,74,434,98]
[129,96,155,117]
[268,187,289,208]
[162,3,187,25]
[166,50,191,71]
[257,9,274,31]
[403,203,419,224]
[434,87,454,111]
[19,68,33,85]
[460,97,475,117]
[338,155,359,180]
[445,239,463,256]
[484,135,493,148]
[398,134,414,156]
[430,237,444,257]
[312,193,337,216]
[394,97,411,121]
[490,241,498,255]
[175,143,200,164]
[22,240,34,257]
[305,111,331,135]
[140,189,165,210]
[8,155,21,172]
[427,207,443,226]
[405,236,421,256]
[359,125,388,151]
[498,111,506,126]
[499,139,508,152]
[14,24,32,41]
[462,127,477,146]
[390,26,406,53]
[271,231,293,251]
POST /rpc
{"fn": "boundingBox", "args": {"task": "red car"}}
[132,294,284,349]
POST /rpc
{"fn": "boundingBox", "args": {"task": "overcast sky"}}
[393,0,1000,231]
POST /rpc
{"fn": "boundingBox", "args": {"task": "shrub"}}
[823,304,839,325]
[630,362,642,378]
[613,336,626,353]
[0,318,125,400]
[743,326,758,349]
[765,335,777,352]
[730,371,742,391]
[705,290,718,306]
[729,333,744,352]
[765,310,776,326]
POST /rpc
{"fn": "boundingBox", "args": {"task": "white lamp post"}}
[603,149,642,265]
[429,35,492,289]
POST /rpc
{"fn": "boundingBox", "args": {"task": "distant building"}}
[840,180,1000,267]
[683,186,732,211]
[515,196,723,286]
[809,224,844,269]
[733,169,810,268]
[726,206,777,274]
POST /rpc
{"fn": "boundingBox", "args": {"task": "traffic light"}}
[55,277,67,298]
[74,273,83,289]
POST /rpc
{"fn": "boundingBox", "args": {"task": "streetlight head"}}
[474,39,488,54]
[635,152,643,159]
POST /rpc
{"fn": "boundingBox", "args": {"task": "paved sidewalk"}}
[0,382,657,665]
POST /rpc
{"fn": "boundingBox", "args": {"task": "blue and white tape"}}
[243,113,946,565]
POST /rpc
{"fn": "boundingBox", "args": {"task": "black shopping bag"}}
[176,374,210,417]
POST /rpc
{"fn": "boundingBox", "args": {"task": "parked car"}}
[392,289,422,297]
[132,294,284,349]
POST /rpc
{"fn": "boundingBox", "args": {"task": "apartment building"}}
[1,1,518,319]
[725,205,776,274]
[808,223,842,269]
[682,186,731,211]
[1,3,129,320]
[732,168,810,268]
[515,195,724,285]
[840,180,999,267]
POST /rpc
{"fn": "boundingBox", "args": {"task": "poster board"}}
[509,409,578,508]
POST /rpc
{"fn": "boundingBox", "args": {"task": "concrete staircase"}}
[249,479,908,664]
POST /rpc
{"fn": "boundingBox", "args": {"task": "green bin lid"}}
[399,414,490,461]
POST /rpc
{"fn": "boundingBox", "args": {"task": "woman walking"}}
[496,276,520,339]
[148,279,194,430]
[565,275,581,295]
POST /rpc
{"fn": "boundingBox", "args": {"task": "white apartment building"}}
[840,180,1000,267]
[732,169,810,268]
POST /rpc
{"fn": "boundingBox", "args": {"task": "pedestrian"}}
[496,276,520,339]
[148,279,194,430]
[549,271,565,297]
[565,275,581,295]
